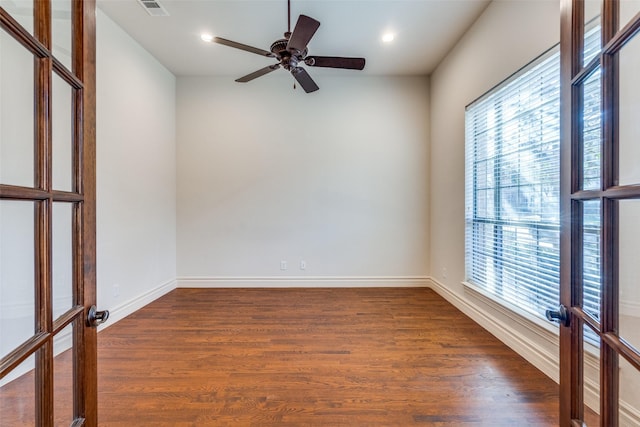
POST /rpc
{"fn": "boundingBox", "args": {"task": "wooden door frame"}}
[558,2,582,425]
[77,1,97,424]
[0,1,97,425]
[559,0,640,425]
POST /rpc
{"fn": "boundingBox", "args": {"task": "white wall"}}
[96,9,177,324]
[430,0,564,387]
[429,0,640,422]
[430,0,560,295]
[428,0,563,405]
[176,75,429,286]
[429,0,562,375]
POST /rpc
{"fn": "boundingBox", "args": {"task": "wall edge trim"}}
[426,278,640,420]
[98,278,177,331]
[427,277,559,382]
[177,276,429,288]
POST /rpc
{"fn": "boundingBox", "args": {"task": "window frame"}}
[464,44,563,324]
[464,24,603,345]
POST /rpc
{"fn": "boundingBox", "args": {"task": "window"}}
[465,27,601,323]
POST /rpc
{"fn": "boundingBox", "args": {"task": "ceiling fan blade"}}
[214,37,275,57]
[235,64,281,83]
[286,15,320,54]
[305,56,366,70]
[291,67,319,93]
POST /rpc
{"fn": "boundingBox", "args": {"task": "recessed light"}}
[201,33,214,43]
[382,33,395,43]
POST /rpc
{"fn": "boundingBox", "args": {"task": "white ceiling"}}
[97,0,490,77]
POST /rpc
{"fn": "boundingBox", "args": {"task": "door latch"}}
[87,305,110,327]
[545,304,570,327]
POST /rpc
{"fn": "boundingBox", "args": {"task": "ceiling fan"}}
[213,0,366,93]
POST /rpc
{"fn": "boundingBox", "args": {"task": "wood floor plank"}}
[96,288,559,426]
[2,288,563,425]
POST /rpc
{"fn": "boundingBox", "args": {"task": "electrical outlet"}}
[300,260,306,270]
[280,260,288,271]
[442,268,447,279]
[113,283,120,298]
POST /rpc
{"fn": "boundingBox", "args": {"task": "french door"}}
[0,1,100,426]
[557,0,640,425]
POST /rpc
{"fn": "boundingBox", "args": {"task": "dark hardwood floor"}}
[3,288,563,425]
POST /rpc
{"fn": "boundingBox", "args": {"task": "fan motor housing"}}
[269,39,288,55]
[270,38,307,60]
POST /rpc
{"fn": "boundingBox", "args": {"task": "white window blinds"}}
[464,26,601,322]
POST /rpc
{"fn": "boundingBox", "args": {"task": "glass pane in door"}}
[0,353,36,426]
[53,202,74,319]
[584,0,601,60]
[583,199,601,323]
[54,323,74,425]
[0,0,34,35]
[618,358,640,426]
[52,72,74,192]
[582,7,602,65]
[0,200,35,359]
[618,33,640,186]
[51,0,73,71]
[582,68,601,191]
[0,28,35,188]
[618,357,640,427]
[583,347,601,425]
[618,199,640,354]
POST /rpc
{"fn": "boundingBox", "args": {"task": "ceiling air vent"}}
[137,0,169,17]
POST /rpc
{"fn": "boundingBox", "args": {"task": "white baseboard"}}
[98,278,177,331]
[177,275,429,288]
[428,278,640,424]
[621,300,640,317]
[427,277,559,383]
[1,279,176,386]
[621,400,640,426]
[0,333,73,387]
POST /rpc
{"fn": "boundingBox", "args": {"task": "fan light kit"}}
[213,0,366,93]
